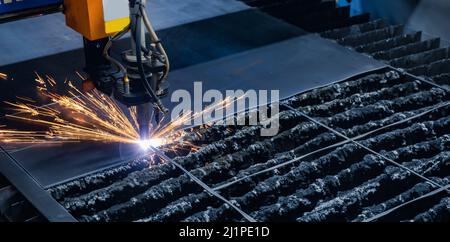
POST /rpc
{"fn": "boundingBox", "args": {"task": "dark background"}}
[338,0,450,41]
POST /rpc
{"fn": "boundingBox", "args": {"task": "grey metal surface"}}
[0,147,76,221]
[163,33,386,112]
[6,142,145,189]
[0,0,249,66]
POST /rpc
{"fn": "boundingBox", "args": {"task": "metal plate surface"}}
[0,10,385,188]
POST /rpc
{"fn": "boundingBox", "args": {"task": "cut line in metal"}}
[213,101,450,191]
[282,104,450,194]
[1,144,48,154]
[148,146,257,222]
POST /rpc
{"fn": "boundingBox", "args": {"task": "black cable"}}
[133,10,168,114]
[103,25,130,74]
[139,5,169,82]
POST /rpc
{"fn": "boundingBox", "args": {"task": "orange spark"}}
[0,73,241,156]
[0,72,8,80]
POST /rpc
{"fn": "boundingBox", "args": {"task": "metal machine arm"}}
[0,0,170,139]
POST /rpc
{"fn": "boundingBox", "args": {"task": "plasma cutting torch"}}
[0,0,170,140]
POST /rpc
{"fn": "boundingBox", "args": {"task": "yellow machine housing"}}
[64,0,130,40]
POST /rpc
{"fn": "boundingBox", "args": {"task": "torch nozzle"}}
[137,103,152,140]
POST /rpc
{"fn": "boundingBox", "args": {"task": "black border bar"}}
[0,146,76,222]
